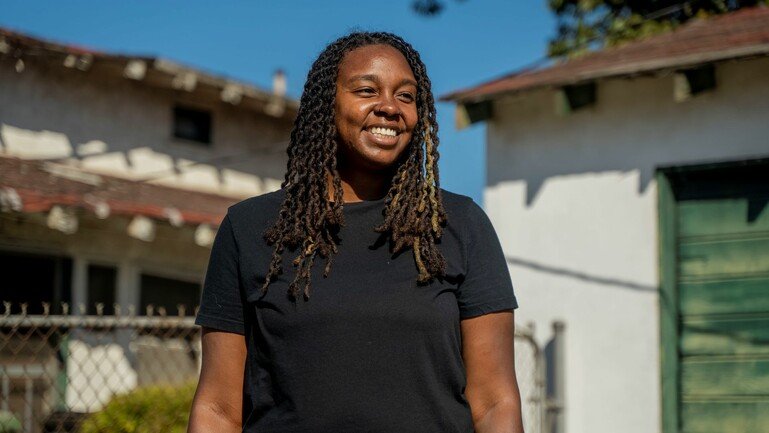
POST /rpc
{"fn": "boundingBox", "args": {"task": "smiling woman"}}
[334,44,418,170]
[188,31,523,433]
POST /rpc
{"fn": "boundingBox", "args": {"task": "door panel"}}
[678,237,769,278]
[681,357,769,395]
[681,401,769,433]
[663,160,769,432]
[679,277,769,315]
[680,315,769,356]
[678,199,769,238]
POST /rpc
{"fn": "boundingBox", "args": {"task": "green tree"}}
[412,0,769,57]
[548,0,768,57]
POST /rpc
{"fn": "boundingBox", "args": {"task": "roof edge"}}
[442,43,769,104]
[441,6,769,104]
[0,26,299,118]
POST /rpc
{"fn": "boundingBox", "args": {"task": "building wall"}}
[0,211,211,294]
[0,61,292,198]
[485,57,769,433]
[0,57,291,413]
[1,210,211,411]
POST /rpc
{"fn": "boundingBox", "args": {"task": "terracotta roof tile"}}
[442,6,769,102]
[0,156,239,227]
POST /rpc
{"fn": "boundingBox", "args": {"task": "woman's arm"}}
[187,328,247,433]
[461,310,524,433]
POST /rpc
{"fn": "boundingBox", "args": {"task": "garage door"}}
[659,159,769,433]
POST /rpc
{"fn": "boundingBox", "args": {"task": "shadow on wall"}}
[486,60,769,208]
[489,136,769,210]
[520,168,657,209]
[505,255,657,293]
[0,123,287,198]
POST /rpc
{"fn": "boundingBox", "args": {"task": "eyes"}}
[354,87,416,103]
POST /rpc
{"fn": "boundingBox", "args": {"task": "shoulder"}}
[439,188,498,243]
[438,188,489,246]
[225,188,286,226]
[439,188,483,218]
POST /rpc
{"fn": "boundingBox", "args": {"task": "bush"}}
[78,381,197,433]
[0,410,21,433]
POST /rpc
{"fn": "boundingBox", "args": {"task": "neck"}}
[326,165,392,203]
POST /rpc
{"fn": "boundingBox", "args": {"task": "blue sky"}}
[1,0,556,204]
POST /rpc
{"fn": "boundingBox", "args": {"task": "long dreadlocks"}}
[262,31,447,299]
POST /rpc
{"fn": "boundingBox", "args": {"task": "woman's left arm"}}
[461,310,524,433]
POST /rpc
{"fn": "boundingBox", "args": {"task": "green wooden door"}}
[660,160,769,433]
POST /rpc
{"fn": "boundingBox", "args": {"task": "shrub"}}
[0,410,21,433]
[78,381,196,433]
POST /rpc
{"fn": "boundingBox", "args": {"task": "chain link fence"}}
[0,302,201,433]
[0,302,548,433]
[514,323,547,433]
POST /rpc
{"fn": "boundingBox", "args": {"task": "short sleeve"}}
[456,198,518,319]
[194,213,246,334]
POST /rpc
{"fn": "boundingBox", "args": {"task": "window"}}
[173,105,212,144]
[87,265,116,315]
[140,274,201,316]
[0,251,72,315]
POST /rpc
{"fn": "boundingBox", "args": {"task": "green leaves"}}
[78,381,196,433]
[547,0,768,58]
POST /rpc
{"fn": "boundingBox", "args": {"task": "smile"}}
[367,126,399,137]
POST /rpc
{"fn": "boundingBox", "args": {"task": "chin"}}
[357,147,406,170]
[360,156,400,172]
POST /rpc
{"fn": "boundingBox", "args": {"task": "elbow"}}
[188,399,242,433]
[471,397,519,422]
[470,397,524,433]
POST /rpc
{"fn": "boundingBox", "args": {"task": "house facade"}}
[1,27,296,315]
[444,7,769,433]
[0,28,296,420]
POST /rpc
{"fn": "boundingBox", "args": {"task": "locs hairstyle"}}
[261,31,447,299]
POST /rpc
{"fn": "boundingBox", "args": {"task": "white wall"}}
[485,57,769,433]
[0,61,292,197]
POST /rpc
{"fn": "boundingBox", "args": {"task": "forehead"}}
[337,44,415,80]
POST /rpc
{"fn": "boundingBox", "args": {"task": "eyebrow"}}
[347,74,417,88]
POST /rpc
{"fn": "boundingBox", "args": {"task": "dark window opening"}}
[683,65,716,96]
[140,274,201,316]
[87,265,116,315]
[562,82,596,111]
[173,106,212,144]
[0,251,72,315]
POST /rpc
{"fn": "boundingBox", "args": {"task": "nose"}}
[375,93,400,118]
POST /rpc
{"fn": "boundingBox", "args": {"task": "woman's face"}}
[334,44,419,172]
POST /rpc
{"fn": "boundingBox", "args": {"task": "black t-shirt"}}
[195,188,518,433]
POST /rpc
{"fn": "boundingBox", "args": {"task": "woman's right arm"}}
[187,327,247,433]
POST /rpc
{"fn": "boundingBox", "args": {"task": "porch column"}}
[70,256,88,314]
[116,261,140,313]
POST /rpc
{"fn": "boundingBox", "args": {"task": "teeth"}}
[370,127,397,137]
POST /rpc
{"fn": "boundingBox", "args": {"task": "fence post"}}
[546,321,566,433]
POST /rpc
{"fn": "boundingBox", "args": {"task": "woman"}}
[188,31,523,433]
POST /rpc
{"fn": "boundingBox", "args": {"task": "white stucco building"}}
[1,26,296,315]
[0,27,297,425]
[444,7,769,433]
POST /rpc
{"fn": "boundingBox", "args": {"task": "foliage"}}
[0,411,21,433]
[547,0,769,57]
[411,0,462,15]
[78,381,196,433]
[412,0,446,15]
[412,0,769,57]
